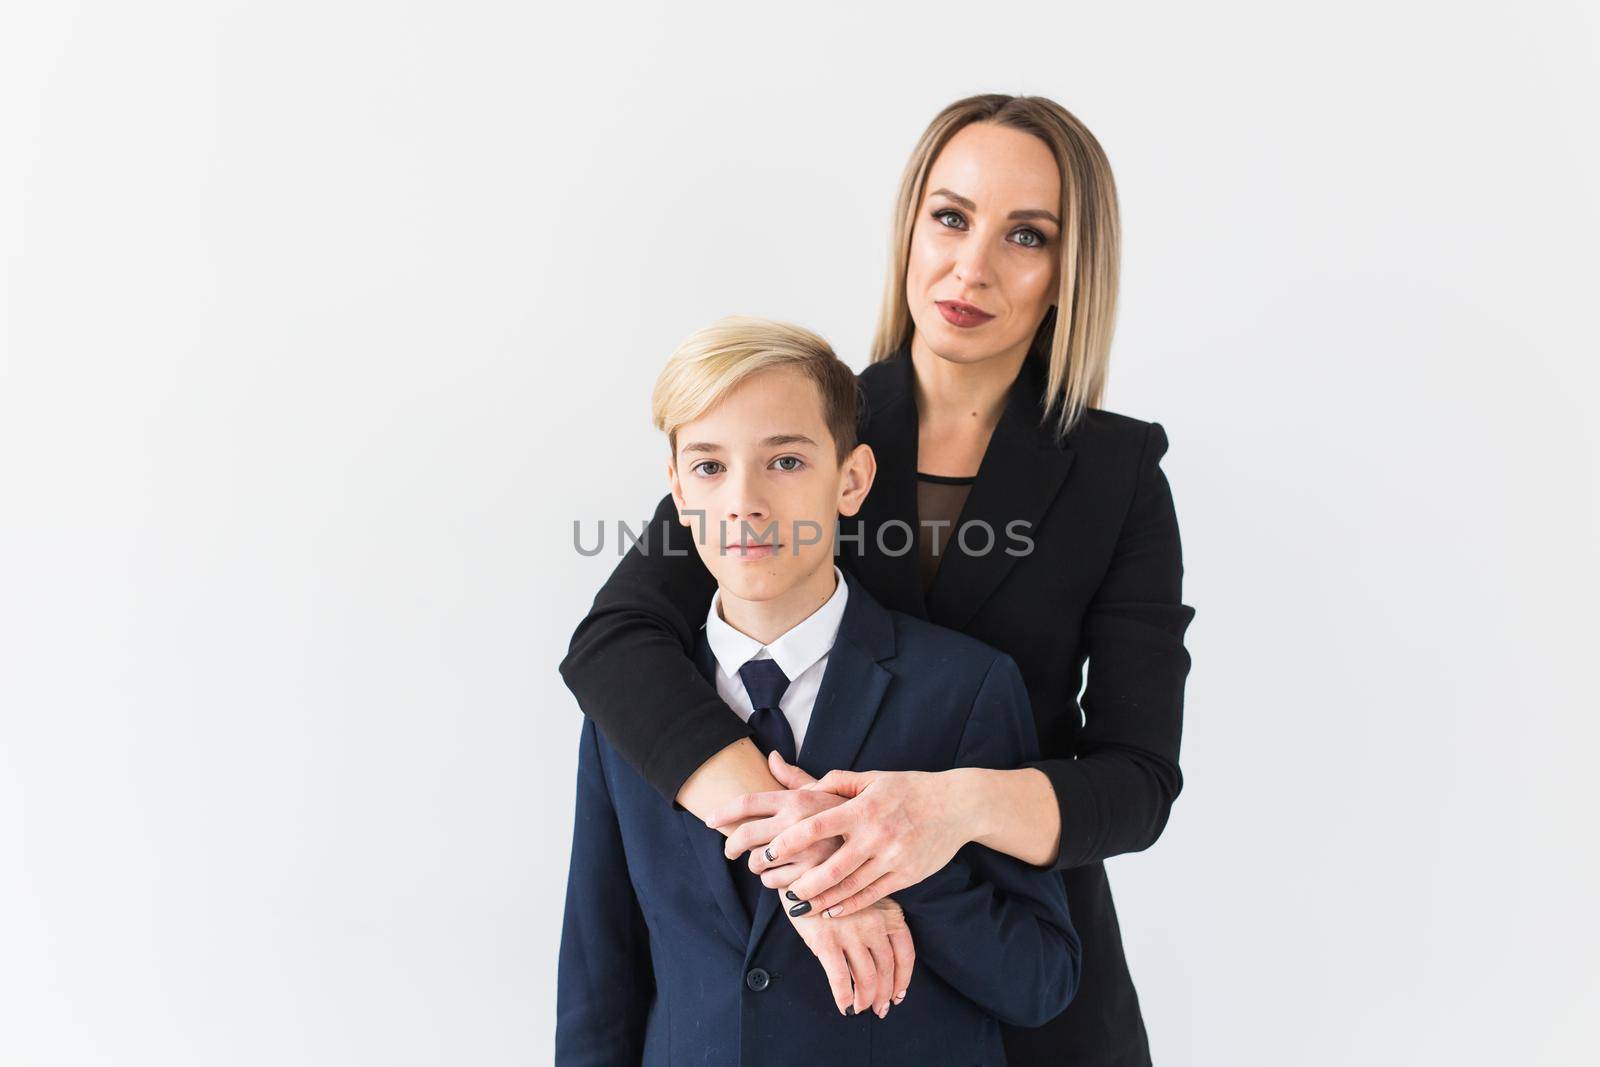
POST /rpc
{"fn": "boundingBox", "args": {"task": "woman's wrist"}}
[945,767,1000,847]
[957,766,1062,868]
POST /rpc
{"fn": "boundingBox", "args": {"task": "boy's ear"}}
[836,443,877,518]
[666,458,691,525]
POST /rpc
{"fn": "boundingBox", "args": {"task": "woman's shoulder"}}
[1060,407,1180,504]
[1068,406,1168,460]
[855,353,908,403]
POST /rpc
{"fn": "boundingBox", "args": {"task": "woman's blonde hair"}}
[652,315,863,462]
[870,94,1121,441]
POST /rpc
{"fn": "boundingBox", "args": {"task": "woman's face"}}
[904,122,1062,368]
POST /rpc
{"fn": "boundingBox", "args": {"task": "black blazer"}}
[559,344,1196,1066]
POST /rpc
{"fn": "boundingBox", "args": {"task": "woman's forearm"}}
[676,738,784,826]
[955,766,1063,868]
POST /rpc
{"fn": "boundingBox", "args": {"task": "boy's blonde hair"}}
[652,316,863,463]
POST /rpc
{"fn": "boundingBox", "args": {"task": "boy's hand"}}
[784,893,914,1019]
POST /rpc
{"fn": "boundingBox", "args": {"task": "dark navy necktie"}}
[730,657,794,922]
[739,658,797,764]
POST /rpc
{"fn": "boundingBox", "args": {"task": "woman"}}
[560,93,1195,1065]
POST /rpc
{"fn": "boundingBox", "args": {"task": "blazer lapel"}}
[745,571,896,961]
[924,351,1075,632]
[681,633,761,950]
[858,346,1076,633]
[850,351,928,619]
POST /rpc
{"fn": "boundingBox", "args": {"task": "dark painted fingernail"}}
[785,890,799,901]
[764,847,776,863]
[788,901,812,916]
[844,1005,855,1016]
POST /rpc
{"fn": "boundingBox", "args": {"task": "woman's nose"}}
[953,238,992,288]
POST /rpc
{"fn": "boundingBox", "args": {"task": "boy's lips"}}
[724,542,782,559]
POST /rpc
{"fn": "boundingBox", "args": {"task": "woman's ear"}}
[836,443,877,518]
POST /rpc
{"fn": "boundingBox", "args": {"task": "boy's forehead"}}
[677,369,829,448]
[677,424,824,456]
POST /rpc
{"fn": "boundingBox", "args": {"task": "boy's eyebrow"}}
[928,186,1060,226]
[679,433,819,455]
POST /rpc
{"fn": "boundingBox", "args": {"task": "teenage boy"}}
[556,316,1079,1066]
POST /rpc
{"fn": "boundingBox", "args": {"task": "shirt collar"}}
[704,566,849,683]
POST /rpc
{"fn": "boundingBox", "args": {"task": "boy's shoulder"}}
[879,605,1017,691]
[836,569,1015,686]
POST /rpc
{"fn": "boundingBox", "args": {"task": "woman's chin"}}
[917,317,1017,364]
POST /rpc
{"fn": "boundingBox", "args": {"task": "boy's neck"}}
[716,562,840,647]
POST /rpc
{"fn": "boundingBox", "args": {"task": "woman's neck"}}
[908,332,1027,432]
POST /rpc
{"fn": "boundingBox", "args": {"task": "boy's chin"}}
[709,566,801,604]
[705,553,825,604]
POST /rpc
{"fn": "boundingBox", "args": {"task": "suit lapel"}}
[681,633,762,950]
[745,571,896,961]
[793,576,896,778]
[849,352,927,618]
[859,346,1076,633]
[924,352,1075,631]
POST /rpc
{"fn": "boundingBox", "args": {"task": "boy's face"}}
[668,366,875,606]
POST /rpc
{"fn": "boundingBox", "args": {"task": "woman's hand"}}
[759,760,982,920]
[707,751,851,867]
[711,756,847,892]
[785,892,914,1018]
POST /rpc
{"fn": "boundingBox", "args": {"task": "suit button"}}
[745,967,771,992]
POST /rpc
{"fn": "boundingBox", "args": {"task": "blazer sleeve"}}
[555,719,655,1066]
[1027,420,1197,870]
[558,491,753,806]
[891,653,1082,1028]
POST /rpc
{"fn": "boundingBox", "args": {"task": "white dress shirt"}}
[702,565,849,757]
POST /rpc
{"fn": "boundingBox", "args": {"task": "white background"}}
[4,2,1598,1064]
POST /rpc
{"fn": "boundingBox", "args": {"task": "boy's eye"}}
[690,457,804,476]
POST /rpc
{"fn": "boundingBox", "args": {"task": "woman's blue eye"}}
[934,208,1047,250]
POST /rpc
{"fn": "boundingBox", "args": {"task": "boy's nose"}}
[726,512,779,545]
[726,471,771,524]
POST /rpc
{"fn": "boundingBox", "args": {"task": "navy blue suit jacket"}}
[556,569,1081,1066]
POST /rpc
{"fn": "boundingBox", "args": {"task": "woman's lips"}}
[936,300,995,328]
[724,543,781,560]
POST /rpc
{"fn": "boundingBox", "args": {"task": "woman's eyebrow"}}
[1007,207,1060,225]
[929,187,1060,226]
